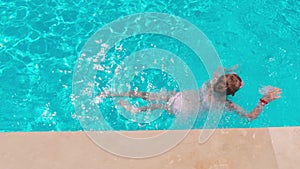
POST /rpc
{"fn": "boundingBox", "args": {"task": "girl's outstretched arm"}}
[226,86,282,120]
[212,65,239,84]
[226,100,265,119]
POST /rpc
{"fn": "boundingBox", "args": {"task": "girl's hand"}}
[215,65,239,75]
[261,86,282,103]
[213,65,239,83]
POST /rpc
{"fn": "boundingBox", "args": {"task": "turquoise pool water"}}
[0,0,299,131]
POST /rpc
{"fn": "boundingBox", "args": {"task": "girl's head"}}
[213,74,243,96]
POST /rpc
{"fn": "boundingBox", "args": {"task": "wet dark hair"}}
[213,74,242,96]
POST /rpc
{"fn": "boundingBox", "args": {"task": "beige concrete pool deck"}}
[0,127,299,169]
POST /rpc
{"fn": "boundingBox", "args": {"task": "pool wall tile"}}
[1,128,298,169]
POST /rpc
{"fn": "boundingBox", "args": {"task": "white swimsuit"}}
[167,81,212,114]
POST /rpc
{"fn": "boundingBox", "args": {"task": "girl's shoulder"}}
[201,80,213,90]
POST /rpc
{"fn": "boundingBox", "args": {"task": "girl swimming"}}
[97,67,282,120]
